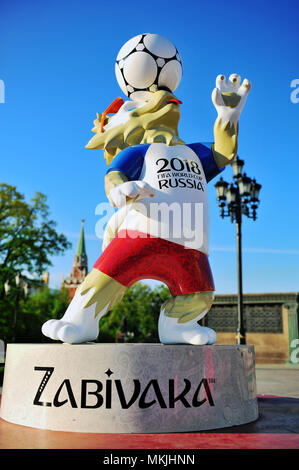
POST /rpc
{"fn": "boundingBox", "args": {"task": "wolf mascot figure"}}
[42,69,251,345]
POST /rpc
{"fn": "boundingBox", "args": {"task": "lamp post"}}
[214,157,262,345]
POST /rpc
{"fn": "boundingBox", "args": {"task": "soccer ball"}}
[115,33,183,102]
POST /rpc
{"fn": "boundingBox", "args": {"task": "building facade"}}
[204,292,299,364]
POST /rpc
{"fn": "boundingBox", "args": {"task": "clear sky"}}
[1,0,298,294]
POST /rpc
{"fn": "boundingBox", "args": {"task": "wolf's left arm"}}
[212,118,239,168]
[211,74,251,168]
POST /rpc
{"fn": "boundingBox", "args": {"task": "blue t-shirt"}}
[106,143,223,182]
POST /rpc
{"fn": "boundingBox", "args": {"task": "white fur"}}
[158,308,216,345]
[42,286,107,343]
[103,100,145,132]
[108,180,156,208]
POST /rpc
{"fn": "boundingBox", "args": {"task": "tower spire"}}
[62,219,89,301]
[76,219,87,257]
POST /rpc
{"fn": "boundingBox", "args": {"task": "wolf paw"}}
[42,319,99,344]
[159,321,216,345]
[212,73,251,127]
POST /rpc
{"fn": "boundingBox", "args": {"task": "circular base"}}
[0,343,258,433]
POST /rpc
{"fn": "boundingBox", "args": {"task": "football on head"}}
[115,33,183,102]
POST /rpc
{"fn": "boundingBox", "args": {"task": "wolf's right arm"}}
[105,170,129,199]
[105,170,129,208]
[105,171,155,208]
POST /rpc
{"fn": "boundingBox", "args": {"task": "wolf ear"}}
[91,113,102,134]
[86,97,125,150]
[100,97,124,132]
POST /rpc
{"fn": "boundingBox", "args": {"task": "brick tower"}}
[63,219,88,301]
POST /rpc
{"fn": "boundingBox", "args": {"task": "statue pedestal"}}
[0,343,258,433]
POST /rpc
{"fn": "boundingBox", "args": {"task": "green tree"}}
[98,283,171,343]
[16,286,70,343]
[0,183,70,285]
[0,183,71,341]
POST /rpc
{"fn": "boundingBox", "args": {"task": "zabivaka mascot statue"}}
[42,34,251,345]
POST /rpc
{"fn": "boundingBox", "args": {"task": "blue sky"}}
[1,0,298,294]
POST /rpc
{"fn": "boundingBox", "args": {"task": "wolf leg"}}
[42,269,126,343]
[158,291,216,345]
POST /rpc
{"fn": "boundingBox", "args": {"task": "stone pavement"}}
[255,364,299,398]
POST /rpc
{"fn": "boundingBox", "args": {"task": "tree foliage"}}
[0,286,70,343]
[0,183,71,290]
[98,282,171,343]
[0,183,71,341]
[17,286,70,342]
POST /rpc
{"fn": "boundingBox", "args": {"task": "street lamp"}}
[215,157,262,345]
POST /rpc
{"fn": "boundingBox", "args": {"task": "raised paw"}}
[212,73,251,127]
